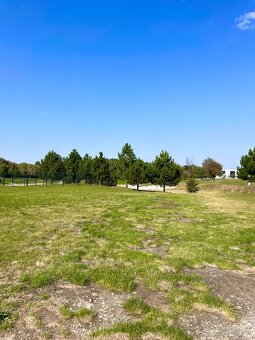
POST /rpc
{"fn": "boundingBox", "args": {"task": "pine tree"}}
[81,154,93,184]
[151,151,181,192]
[40,150,64,182]
[64,149,82,183]
[128,159,147,190]
[118,143,136,186]
[238,147,255,182]
[93,152,117,186]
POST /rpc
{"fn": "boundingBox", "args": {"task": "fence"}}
[0,177,64,186]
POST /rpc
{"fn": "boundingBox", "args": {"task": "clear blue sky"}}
[1,0,255,168]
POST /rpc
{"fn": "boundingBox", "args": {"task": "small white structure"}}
[219,169,238,179]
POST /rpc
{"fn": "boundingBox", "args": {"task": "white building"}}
[220,169,238,179]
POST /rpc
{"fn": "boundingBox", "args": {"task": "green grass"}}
[93,321,192,339]
[60,304,96,321]
[60,263,89,286]
[20,269,57,288]
[0,183,254,338]
[123,297,152,315]
[0,301,18,331]
[88,266,136,292]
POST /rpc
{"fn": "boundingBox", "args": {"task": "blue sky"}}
[0,0,255,168]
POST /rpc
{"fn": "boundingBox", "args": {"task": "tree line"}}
[1,144,255,190]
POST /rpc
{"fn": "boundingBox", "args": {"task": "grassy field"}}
[0,181,255,339]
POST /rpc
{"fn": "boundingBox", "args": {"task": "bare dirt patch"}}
[1,281,137,339]
[134,282,170,313]
[1,279,173,339]
[148,199,179,210]
[134,225,155,234]
[178,266,255,339]
[47,281,136,335]
[128,240,170,258]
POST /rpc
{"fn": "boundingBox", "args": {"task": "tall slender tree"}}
[81,153,93,184]
[64,149,82,183]
[93,152,117,186]
[128,159,147,190]
[118,143,136,186]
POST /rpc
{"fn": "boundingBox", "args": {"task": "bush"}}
[186,178,199,193]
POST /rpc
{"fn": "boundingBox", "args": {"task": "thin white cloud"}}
[235,11,255,30]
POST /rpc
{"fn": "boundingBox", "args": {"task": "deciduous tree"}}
[202,158,222,179]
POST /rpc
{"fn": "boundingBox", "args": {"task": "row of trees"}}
[2,145,254,192]
[37,147,182,191]
[4,144,255,190]
[0,158,39,179]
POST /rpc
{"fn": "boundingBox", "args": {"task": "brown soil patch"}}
[148,199,179,210]
[178,266,255,339]
[134,282,170,313]
[47,281,136,332]
[128,240,169,258]
[179,217,194,223]
[134,225,155,234]
[1,281,136,339]
[141,240,169,257]
[1,279,173,339]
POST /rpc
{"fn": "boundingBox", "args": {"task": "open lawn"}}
[0,182,255,339]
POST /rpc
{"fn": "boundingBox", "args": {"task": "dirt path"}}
[117,184,177,192]
[179,266,255,339]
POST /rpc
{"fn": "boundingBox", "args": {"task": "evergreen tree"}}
[64,149,82,183]
[151,151,181,192]
[128,159,147,190]
[40,150,64,182]
[186,178,199,193]
[238,147,255,182]
[118,143,136,186]
[108,158,121,181]
[81,154,93,184]
[93,152,117,186]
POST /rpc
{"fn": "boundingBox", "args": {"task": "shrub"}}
[186,178,199,193]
